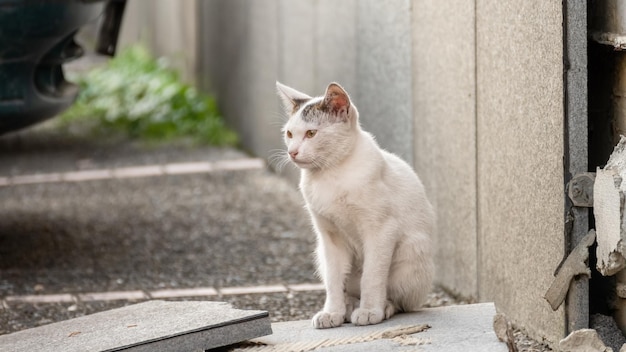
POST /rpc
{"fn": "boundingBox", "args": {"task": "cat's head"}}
[276,82,359,170]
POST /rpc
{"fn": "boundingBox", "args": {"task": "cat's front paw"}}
[312,311,345,329]
[350,308,385,326]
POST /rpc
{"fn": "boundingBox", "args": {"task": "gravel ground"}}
[0,292,326,336]
[0,171,315,295]
[0,123,552,351]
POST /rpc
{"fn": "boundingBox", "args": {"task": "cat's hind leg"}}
[387,237,433,312]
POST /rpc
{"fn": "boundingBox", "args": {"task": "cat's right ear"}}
[276,81,312,115]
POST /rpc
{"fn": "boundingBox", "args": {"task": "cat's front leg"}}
[351,222,396,326]
[311,220,351,328]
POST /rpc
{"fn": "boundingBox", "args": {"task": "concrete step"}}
[243,303,506,352]
[0,300,271,352]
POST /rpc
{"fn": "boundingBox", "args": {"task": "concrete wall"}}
[476,1,566,343]
[356,0,413,164]
[412,0,568,344]
[119,0,586,346]
[197,0,413,176]
[412,0,478,300]
[118,0,197,84]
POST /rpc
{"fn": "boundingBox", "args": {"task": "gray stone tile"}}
[0,300,271,352]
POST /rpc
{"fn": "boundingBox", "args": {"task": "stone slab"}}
[252,303,505,352]
[0,300,271,352]
[476,0,566,346]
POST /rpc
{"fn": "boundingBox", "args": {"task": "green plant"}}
[62,45,238,146]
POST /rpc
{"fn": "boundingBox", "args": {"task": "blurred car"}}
[0,0,125,134]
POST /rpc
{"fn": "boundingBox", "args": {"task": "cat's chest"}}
[307,188,348,213]
[301,179,361,224]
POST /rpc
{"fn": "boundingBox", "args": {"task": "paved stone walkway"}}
[252,303,506,352]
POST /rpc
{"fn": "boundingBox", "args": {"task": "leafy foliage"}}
[62,45,237,146]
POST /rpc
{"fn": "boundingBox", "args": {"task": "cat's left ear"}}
[276,81,312,115]
[322,82,351,117]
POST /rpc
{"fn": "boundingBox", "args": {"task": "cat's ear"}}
[276,81,312,115]
[322,82,351,116]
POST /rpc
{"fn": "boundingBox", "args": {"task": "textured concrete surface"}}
[276,0,359,99]
[314,0,358,94]
[356,0,413,163]
[476,0,566,345]
[591,313,626,352]
[411,0,478,299]
[0,300,271,352]
[277,0,316,97]
[254,303,506,352]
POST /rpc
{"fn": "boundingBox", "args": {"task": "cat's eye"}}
[305,130,317,138]
[286,131,292,138]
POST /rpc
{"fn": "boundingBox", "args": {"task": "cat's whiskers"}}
[311,155,333,172]
[268,149,293,172]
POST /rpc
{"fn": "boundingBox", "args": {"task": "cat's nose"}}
[289,151,298,159]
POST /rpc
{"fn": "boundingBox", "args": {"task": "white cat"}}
[276,81,434,329]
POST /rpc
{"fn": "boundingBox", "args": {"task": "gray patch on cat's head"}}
[291,98,310,115]
[299,97,349,124]
[299,98,324,123]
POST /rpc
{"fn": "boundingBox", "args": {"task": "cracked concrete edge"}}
[559,329,612,352]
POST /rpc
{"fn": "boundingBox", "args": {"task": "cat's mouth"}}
[291,159,314,168]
